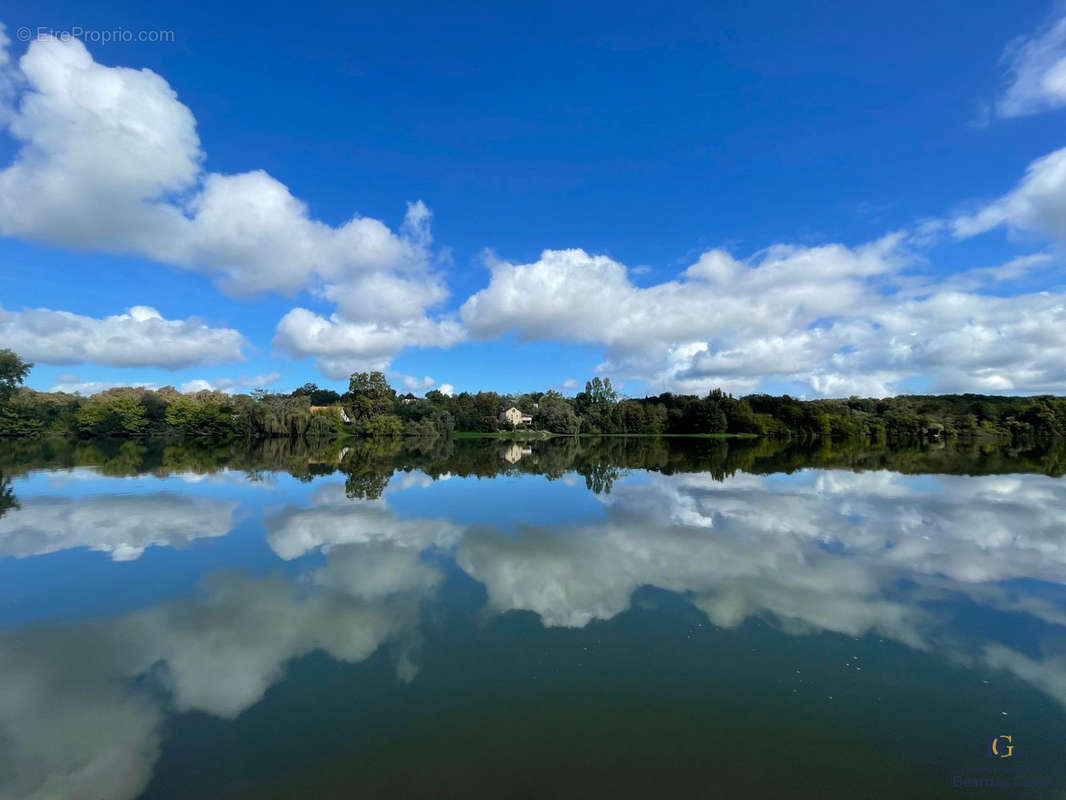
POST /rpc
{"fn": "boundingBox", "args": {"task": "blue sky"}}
[1,0,1065,397]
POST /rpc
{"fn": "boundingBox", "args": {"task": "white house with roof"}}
[499,406,533,427]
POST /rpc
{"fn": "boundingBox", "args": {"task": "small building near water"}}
[500,406,533,427]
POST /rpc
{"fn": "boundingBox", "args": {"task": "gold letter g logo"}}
[991,735,1014,758]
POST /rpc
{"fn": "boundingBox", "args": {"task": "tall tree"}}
[346,371,398,425]
[0,350,32,401]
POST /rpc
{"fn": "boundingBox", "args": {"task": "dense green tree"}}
[0,389,80,436]
[536,391,581,436]
[0,350,32,402]
[345,371,397,423]
[397,397,455,437]
[292,382,342,405]
[362,414,404,436]
[307,409,343,438]
[76,391,149,436]
[574,378,620,433]
[577,377,618,408]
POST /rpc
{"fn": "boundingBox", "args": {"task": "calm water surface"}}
[1,437,1065,799]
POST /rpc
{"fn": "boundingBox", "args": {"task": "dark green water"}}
[1,437,1064,798]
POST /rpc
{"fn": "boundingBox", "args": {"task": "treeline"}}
[417,378,1066,443]
[0,358,443,440]
[1,347,1065,443]
[0,385,349,440]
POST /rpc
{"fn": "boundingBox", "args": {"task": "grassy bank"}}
[452,430,558,440]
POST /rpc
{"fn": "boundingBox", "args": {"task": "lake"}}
[1,436,1065,798]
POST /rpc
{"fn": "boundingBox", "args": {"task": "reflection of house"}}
[310,405,351,423]
[308,446,350,466]
[500,406,534,427]
[502,443,534,464]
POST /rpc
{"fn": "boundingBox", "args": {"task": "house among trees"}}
[500,406,534,427]
[310,405,352,423]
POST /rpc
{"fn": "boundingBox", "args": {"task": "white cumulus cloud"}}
[0,33,461,377]
[272,307,464,379]
[460,238,1066,395]
[0,305,243,369]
